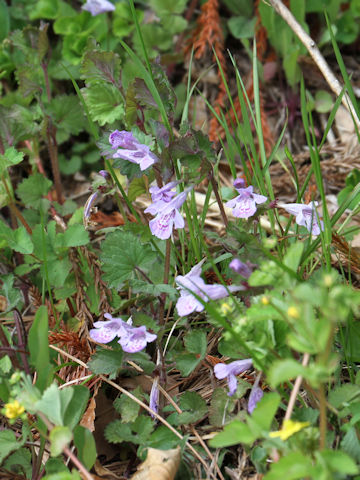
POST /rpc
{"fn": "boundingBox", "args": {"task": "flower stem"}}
[209,169,228,227]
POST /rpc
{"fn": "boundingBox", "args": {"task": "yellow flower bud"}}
[323,274,333,287]
[287,306,300,319]
[220,302,233,315]
[261,296,270,305]
[4,400,25,420]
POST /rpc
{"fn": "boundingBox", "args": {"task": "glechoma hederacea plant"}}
[1,1,360,478]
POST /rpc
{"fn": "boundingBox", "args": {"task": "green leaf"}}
[0,274,22,311]
[0,0,10,42]
[283,242,304,272]
[73,426,96,470]
[28,306,52,392]
[328,384,360,410]
[149,0,188,15]
[170,392,207,426]
[0,430,22,463]
[208,388,236,427]
[0,222,34,255]
[267,359,306,388]
[209,420,257,448]
[114,387,142,423]
[129,279,177,299]
[341,427,360,462]
[0,355,12,374]
[88,348,123,379]
[48,95,87,142]
[146,426,180,450]
[251,393,280,431]
[184,330,207,358]
[317,449,358,475]
[314,90,333,113]
[100,230,156,288]
[264,452,314,479]
[228,16,256,39]
[0,147,24,176]
[82,83,124,126]
[16,173,52,209]
[49,426,73,457]
[61,224,89,248]
[63,386,90,430]
[128,177,148,202]
[35,384,74,426]
[105,420,134,444]
[29,0,60,19]
[81,40,121,86]
[176,353,200,377]
[3,448,32,478]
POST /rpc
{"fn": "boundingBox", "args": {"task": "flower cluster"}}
[229,258,256,279]
[82,0,115,16]
[89,313,156,353]
[214,359,253,396]
[278,201,324,236]
[226,179,267,219]
[109,130,159,171]
[175,259,245,317]
[145,182,191,240]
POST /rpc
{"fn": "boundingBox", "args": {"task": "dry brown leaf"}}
[130,447,181,480]
[81,396,97,432]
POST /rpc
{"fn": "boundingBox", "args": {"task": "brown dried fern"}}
[187,0,227,141]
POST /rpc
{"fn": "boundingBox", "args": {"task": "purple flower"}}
[83,192,98,220]
[226,185,267,219]
[248,374,263,414]
[229,259,255,279]
[118,324,157,353]
[278,201,324,236]
[149,378,159,418]
[214,359,253,396]
[175,259,245,317]
[89,313,156,353]
[109,130,159,171]
[233,178,246,190]
[149,181,179,204]
[146,188,191,240]
[98,170,109,179]
[89,313,125,343]
[145,181,179,215]
[82,0,115,15]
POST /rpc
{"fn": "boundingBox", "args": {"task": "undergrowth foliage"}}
[1,1,360,479]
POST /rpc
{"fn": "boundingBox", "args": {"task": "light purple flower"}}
[109,130,159,171]
[83,192,98,220]
[89,313,156,353]
[145,181,179,215]
[226,185,267,219]
[89,313,125,343]
[248,374,263,414]
[146,188,190,240]
[118,324,157,353]
[149,378,159,418]
[214,359,253,396]
[149,181,179,204]
[229,259,255,279]
[82,0,115,15]
[175,259,245,317]
[278,201,324,236]
[233,178,246,190]
[98,170,109,179]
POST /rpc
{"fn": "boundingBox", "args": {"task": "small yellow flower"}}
[323,274,333,287]
[269,419,309,441]
[4,400,25,420]
[220,302,233,315]
[287,306,300,319]
[261,296,270,305]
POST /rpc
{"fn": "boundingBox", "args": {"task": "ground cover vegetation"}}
[0,0,360,478]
